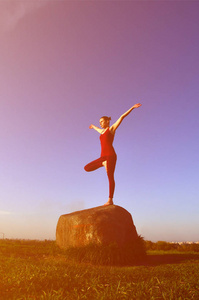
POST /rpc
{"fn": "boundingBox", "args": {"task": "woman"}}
[84,103,142,206]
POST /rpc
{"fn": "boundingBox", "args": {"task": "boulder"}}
[56,205,138,249]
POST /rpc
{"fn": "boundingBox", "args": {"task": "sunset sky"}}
[0,1,198,242]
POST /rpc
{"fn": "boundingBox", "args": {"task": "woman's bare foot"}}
[102,160,108,172]
[103,198,113,206]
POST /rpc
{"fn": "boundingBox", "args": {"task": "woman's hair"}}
[100,116,111,122]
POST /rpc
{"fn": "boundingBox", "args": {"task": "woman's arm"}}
[89,124,103,134]
[110,103,142,133]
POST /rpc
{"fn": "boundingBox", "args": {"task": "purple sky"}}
[0,1,198,242]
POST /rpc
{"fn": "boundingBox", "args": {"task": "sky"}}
[0,0,198,242]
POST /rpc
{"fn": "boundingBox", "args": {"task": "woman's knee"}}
[84,164,90,172]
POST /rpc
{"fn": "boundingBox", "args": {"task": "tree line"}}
[145,240,199,252]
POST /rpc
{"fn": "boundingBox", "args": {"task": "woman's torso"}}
[100,128,116,157]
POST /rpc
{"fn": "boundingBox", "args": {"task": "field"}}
[0,239,199,300]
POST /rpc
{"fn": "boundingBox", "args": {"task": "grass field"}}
[0,239,199,299]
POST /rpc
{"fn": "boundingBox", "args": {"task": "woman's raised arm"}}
[89,124,103,134]
[110,103,142,133]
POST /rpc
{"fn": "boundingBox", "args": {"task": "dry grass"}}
[0,239,199,299]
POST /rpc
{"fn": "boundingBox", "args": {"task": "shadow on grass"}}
[61,236,199,267]
[64,236,147,266]
[144,253,199,266]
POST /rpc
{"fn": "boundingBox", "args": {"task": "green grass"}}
[0,239,199,299]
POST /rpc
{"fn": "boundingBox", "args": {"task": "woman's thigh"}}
[106,155,117,177]
[84,157,106,172]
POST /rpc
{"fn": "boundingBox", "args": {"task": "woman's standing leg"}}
[104,154,117,205]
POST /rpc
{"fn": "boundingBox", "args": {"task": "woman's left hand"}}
[133,103,142,109]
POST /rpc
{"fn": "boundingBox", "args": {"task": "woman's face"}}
[99,118,109,129]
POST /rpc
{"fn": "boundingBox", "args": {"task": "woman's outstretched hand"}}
[133,103,142,109]
[89,124,103,133]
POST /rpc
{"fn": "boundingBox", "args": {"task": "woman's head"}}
[99,116,111,128]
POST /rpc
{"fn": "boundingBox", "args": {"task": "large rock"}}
[56,205,138,249]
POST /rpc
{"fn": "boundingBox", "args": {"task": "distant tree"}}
[156,241,171,251]
[144,240,199,252]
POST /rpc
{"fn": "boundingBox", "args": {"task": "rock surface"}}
[56,205,138,249]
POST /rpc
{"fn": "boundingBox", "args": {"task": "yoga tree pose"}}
[84,103,142,206]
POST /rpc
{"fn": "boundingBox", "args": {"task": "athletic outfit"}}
[84,128,117,199]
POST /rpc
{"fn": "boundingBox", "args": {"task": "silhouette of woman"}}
[84,103,142,206]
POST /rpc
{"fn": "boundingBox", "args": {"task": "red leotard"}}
[100,128,116,157]
[84,128,117,199]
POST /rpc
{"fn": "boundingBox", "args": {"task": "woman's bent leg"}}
[84,157,105,172]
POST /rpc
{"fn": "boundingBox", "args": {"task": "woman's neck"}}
[101,127,109,134]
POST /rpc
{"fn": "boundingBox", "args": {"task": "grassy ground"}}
[0,239,199,299]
